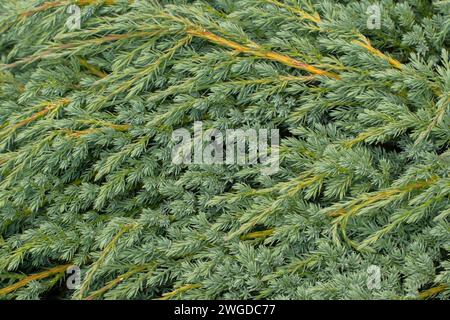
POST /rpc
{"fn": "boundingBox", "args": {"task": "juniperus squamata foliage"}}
[0,0,449,300]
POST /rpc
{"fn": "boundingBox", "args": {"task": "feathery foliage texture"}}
[0,0,449,300]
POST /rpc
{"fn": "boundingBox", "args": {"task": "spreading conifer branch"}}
[157,284,202,300]
[0,264,71,296]
[76,223,137,299]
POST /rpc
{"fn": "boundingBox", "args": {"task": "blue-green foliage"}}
[0,0,448,299]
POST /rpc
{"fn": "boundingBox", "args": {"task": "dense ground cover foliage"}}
[0,0,449,299]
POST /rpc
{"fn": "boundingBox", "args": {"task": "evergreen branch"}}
[240,228,274,240]
[329,177,440,219]
[265,0,403,70]
[63,119,130,137]
[186,27,340,79]
[84,264,154,300]
[76,0,117,5]
[261,255,320,284]
[219,171,323,240]
[415,95,450,145]
[225,199,283,241]
[155,11,338,78]
[351,36,403,70]
[0,264,71,296]
[0,272,27,281]
[79,58,108,78]
[19,1,67,18]
[263,0,321,24]
[0,98,71,140]
[330,177,440,249]
[148,74,315,103]
[98,35,192,101]
[12,98,71,129]
[76,223,137,299]
[156,283,202,300]
[1,32,156,70]
[19,0,117,18]
[418,284,448,299]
